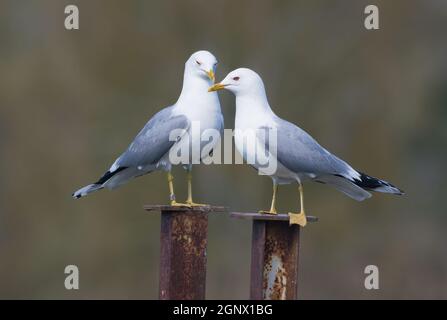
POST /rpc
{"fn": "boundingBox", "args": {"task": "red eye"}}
[233,76,240,81]
[196,60,202,65]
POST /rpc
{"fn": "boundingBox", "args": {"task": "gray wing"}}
[262,117,355,177]
[116,106,190,167]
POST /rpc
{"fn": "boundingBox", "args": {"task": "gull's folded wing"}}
[115,106,190,168]
[260,118,356,177]
[259,118,372,201]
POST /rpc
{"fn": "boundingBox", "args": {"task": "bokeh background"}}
[1,0,446,299]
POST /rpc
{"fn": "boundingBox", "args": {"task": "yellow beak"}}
[208,83,226,92]
[207,70,215,82]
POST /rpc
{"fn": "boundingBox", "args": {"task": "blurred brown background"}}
[1,0,446,299]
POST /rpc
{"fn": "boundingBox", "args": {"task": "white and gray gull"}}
[209,68,403,226]
[73,50,223,206]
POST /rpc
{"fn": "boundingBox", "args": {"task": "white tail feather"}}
[72,167,150,199]
[72,184,103,199]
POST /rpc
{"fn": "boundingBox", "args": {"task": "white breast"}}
[169,92,223,166]
[234,102,299,184]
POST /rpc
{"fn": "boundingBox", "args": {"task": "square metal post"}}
[231,212,317,300]
[145,205,225,300]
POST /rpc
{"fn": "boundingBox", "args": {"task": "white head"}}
[185,50,218,83]
[208,68,266,97]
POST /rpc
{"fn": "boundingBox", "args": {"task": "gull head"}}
[208,68,265,97]
[186,50,218,83]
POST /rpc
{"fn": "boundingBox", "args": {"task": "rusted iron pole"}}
[145,205,225,300]
[230,212,317,300]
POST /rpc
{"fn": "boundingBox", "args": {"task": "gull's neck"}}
[176,68,213,106]
[235,90,276,129]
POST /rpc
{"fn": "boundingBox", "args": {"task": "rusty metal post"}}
[145,205,225,300]
[230,212,317,300]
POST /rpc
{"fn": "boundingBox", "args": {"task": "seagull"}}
[73,50,223,206]
[209,68,403,226]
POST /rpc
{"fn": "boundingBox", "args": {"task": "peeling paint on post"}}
[145,205,225,300]
[159,209,207,300]
[262,221,300,300]
[230,212,317,300]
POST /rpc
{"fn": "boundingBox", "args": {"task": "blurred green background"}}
[1,0,446,299]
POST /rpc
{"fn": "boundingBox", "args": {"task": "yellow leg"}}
[259,182,278,215]
[185,171,208,207]
[288,183,307,227]
[167,172,188,206]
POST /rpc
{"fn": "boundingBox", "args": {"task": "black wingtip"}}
[95,167,128,185]
[72,192,81,199]
[353,172,404,195]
